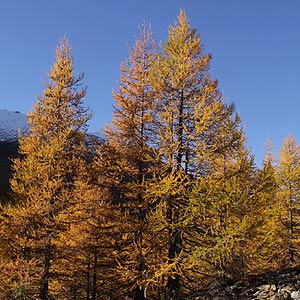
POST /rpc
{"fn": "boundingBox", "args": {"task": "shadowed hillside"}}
[0,140,18,202]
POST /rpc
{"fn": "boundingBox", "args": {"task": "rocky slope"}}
[196,267,300,299]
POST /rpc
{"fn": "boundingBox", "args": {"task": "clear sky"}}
[1,0,299,164]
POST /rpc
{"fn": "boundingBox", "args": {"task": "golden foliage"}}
[0,10,298,300]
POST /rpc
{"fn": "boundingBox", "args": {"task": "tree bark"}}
[39,236,51,300]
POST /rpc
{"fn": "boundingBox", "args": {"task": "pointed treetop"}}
[27,36,90,139]
[48,36,75,87]
[167,9,199,44]
[263,137,275,166]
[137,19,153,44]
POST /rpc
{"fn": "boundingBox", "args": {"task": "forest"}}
[0,10,299,300]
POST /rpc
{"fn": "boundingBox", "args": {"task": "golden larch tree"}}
[147,10,243,298]
[276,135,300,265]
[0,37,93,300]
[94,23,158,299]
[245,141,284,273]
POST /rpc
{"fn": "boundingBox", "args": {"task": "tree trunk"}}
[166,90,184,299]
[86,255,91,300]
[166,200,181,299]
[39,236,51,300]
[92,251,97,300]
[289,207,294,264]
[133,286,145,300]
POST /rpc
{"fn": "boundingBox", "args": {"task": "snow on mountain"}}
[88,131,105,140]
[0,109,105,142]
[0,110,29,141]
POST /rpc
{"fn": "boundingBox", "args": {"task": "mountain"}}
[0,110,28,201]
[0,110,103,202]
[0,109,28,141]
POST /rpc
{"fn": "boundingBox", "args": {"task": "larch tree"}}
[245,140,284,274]
[94,23,158,300]
[0,37,93,300]
[276,135,300,265]
[147,10,244,299]
[51,175,122,300]
[179,133,256,293]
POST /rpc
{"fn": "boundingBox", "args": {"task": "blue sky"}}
[1,0,300,164]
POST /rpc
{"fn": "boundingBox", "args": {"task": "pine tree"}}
[0,37,92,300]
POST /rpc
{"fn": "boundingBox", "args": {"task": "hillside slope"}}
[0,110,27,201]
